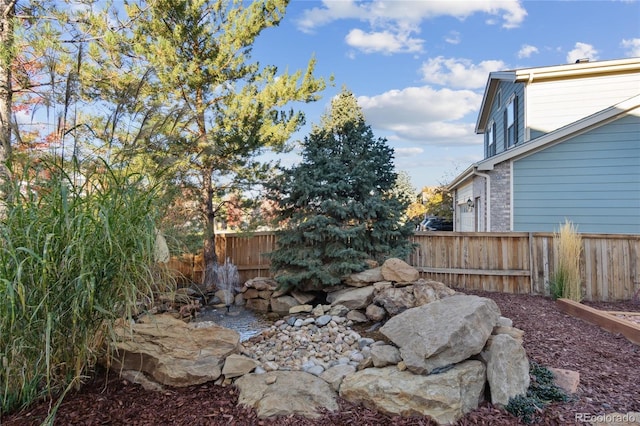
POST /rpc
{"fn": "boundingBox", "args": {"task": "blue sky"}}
[250,0,640,190]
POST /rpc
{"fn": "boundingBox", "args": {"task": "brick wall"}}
[489,162,511,231]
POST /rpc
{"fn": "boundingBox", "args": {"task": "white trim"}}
[510,161,514,231]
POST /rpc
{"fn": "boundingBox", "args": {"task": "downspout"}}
[472,168,491,232]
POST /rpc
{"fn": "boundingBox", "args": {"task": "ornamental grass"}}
[550,220,583,302]
[0,159,168,420]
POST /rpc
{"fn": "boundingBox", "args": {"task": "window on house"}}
[504,95,518,148]
[487,121,496,156]
[496,90,502,108]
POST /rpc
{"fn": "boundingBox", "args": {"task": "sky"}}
[249,0,640,191]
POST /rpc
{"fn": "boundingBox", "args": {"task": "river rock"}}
[235,371,338,418]
[380,294,500,374]
[339,361,486,424]
[365,304,387,322]
[109,314,240,387]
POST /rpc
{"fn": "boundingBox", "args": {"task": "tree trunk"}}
[201,170,218,291]
[0,0,15,217]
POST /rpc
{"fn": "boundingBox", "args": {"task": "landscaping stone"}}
[235,371,339,419]
[365,304,387,321]
[326,286,374,310]
[482,333,530,406]
[319,364,356,392]
[548,367,580,394]
[108,314,240,387]
[343,267,385,287]
[370,344,401,367]
[222,354,259,379]
[270,295,298,314]
[373,286,416,315]
[380,258,419,283]
[339,361,486,424]
[380,294,500,374]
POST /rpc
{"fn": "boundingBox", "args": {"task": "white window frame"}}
[505,95,517,148]
[487,120,496,157]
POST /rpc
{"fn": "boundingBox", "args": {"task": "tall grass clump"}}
[550,219,583,301]
[0,159,165,417]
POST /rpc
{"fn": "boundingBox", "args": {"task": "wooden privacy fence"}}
[167,231,640,302]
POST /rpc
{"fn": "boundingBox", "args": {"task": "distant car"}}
[422,217,453,231]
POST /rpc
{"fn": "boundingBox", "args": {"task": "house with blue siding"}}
[448,57,640,234]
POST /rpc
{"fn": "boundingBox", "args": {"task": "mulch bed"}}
[3,291,639,425]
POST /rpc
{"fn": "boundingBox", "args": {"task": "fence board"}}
[168,231,640,302]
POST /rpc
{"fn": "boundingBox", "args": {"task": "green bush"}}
[505,361,569,423]
[0,160,165,417]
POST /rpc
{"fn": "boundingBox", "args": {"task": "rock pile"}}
[106,258,532,425]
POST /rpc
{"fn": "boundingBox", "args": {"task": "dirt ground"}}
[3,290,640,425]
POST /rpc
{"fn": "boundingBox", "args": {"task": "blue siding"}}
[484,81,525,158]
[513,114,640,234]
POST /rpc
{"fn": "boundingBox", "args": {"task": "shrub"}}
[505,361,569,423]
[0,160,166,417]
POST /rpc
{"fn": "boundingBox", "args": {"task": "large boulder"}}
[235,371,339,418]
[482,334,530,406]
[380,294,500,374]
[339,361,486,425]
[109,314,240,387]
[381,258,419,283]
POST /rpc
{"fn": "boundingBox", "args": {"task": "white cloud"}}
[444,31,461,45]
[357,85,483,146]
[621,38,640,57]
[298,0,527,30]
[566,42,599,63]
[345,29,423,54]
[394,147,425,157]
[420,57,507,90]
[296,0,527,54]
[517,44,539,58]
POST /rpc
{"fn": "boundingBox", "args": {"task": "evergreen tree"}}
[72,0,326,290]
[268,88,415,290]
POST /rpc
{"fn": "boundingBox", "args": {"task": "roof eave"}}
[475,72,516,133]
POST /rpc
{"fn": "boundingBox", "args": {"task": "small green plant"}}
[505,361,569,424]
[550,220,583,301]
[549,268,566,300]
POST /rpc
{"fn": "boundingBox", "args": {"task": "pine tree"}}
[268,88,415,290]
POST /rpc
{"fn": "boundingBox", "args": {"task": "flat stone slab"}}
[235,371,338,418]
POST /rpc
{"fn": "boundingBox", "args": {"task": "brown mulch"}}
[3,291,640,426]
